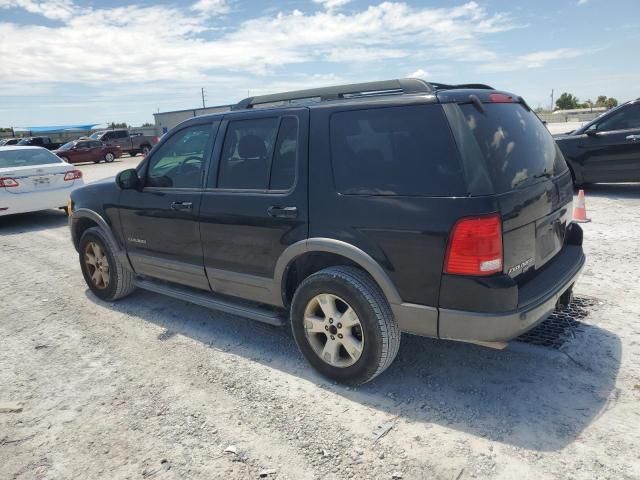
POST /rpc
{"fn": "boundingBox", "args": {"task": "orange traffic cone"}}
[573,189,591,223]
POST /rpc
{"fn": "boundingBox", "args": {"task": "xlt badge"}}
[127,237,147,245]
[508,257,534,275]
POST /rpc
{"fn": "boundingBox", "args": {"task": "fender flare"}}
[274,238,403,306]
[71,208,132,270]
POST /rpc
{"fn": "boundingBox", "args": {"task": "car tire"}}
[79,227,136,301]
[142,145,151,156]
[290,266,400,385]
[104,152,115,163]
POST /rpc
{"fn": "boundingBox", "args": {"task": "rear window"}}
[458,103,567,192]
[330,105,465,196]
[0,149,62,168]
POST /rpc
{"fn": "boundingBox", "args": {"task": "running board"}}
[134,278,287,327]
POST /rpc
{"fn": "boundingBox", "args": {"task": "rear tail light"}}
[489,93,514,103]
[444,214,503,276]
[64,170,83,181]
[0,177,19,188]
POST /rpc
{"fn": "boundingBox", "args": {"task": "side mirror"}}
[116,168,140,190]
[586,126,599,136]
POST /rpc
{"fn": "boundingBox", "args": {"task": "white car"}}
[0,146,84,216]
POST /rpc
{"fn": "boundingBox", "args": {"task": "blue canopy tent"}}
[13,124,102,134]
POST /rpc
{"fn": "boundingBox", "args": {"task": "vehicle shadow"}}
[580,183,640,199]
[0,210,68,234]
[85,288,621,453]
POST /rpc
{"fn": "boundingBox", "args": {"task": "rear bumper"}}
[0,183,82,216]
[438,244,585,342]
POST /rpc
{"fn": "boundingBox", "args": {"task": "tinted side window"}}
[597,105,640,132]
[218,118,278,190]
[146,124,212,188]
[90,141,102,148]
[77,142,89,149]
[269,117,298,190]
[330,105,465,196]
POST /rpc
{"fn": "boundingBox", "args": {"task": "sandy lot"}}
[1,162,639,479]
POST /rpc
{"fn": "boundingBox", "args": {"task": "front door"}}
[580,103,640,183]
[118,121,219,290]
[198,109,309,305]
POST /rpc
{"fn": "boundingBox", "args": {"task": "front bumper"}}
[438,244,585,342]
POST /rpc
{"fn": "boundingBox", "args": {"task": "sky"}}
[0,0,638,127]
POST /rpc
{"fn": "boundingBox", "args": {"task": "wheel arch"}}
[276,239,402,308]
[71,209,132,270]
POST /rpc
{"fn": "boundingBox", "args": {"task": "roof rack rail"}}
[429,82,494,91]
[232,78,433,110]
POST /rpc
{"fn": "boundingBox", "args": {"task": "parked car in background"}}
[54,139,122,164]
[89,129,158,157]
[16,136,63,150]
[69,78,584,385]
[555,98,640,186]
[0,138,20,146]
[0,146,83,216]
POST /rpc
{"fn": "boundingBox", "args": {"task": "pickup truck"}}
[16,136,63,150]
[89,129,159,157]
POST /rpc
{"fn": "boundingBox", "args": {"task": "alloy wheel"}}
[84,241,110,289]
[303,294,364,368]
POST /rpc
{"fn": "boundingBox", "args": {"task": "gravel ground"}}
[1,164,639,479]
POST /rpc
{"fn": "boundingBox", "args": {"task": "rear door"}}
[445,99,573,280]
[579,103,640,183]
[198,109,308,304]
[118,121,218,290]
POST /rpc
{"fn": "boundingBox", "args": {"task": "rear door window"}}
[217,118,279,190]
[330,105,465,196]
[458,103,566,192]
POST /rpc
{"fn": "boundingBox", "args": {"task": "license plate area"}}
[33,176,51,187]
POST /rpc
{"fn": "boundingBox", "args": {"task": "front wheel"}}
[290,266,400,385]
[79,227,136,301]
[104,152,115,163]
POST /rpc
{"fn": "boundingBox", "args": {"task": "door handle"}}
[625,134,640,141]
[170,201,193,211]
[267,206,298,218]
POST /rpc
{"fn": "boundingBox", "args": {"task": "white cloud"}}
[577,0,589,5]
[313,0,351,9]
[0,0,520,86]
[191,0,229,15]
[408,69,429,79]
[0,0,76,20]
[478,48,588,73]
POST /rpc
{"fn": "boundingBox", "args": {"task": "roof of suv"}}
[178,78,506,127]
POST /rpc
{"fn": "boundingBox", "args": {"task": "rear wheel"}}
[142,145,151,156]
[290,266,400,385]
[129,151,138,157]
[104,152,115,163]
[79,227,136,301]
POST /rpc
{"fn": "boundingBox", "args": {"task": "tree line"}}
[555,93,618,111]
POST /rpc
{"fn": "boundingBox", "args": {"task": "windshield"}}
[17,138,32,145]
[458,103,567,192]
[89,132,102,139]
[58,141,76,151]
[0,149,62,168]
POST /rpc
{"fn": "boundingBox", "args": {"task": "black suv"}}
[554,99,640,185]
[69,79,585,384]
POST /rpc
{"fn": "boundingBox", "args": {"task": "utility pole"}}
[201,88,206,109]
[550,89,554,111]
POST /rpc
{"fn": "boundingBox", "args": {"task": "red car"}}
[53,139,122,164]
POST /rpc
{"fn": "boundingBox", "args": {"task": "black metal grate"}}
[516,297,599,349]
